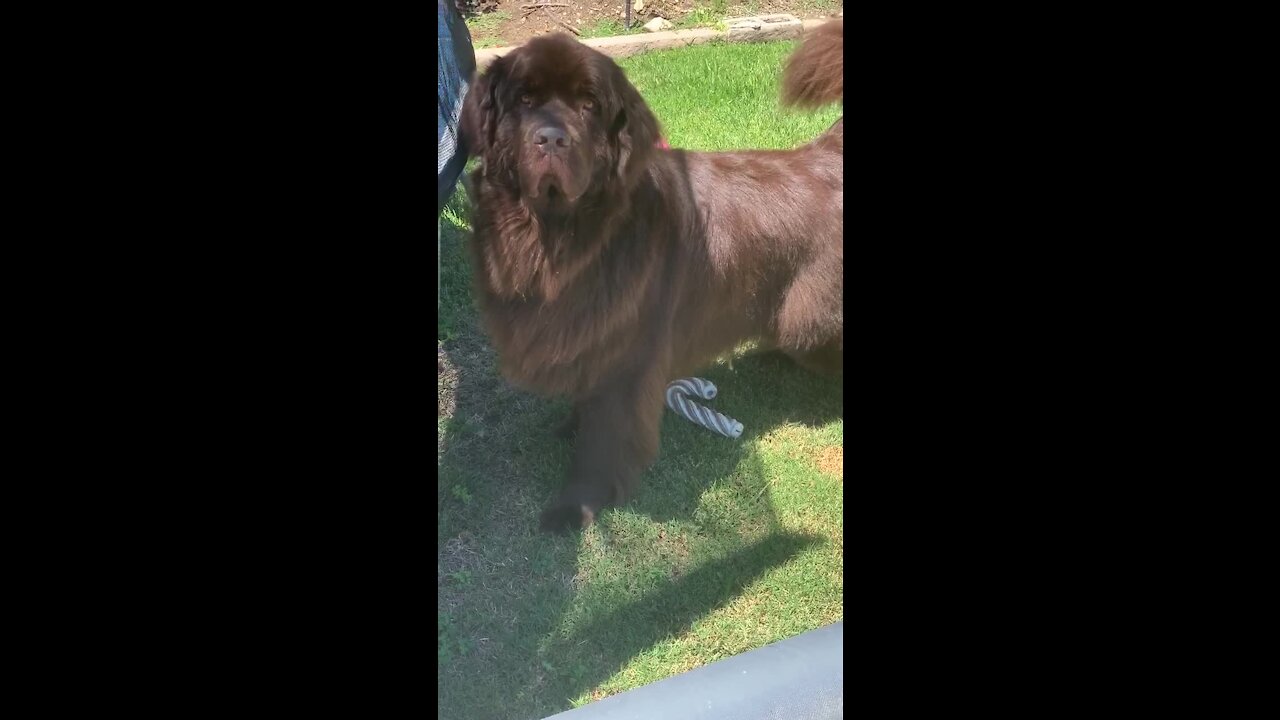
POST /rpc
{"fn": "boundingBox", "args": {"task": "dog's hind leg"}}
[783,338,843,376]
[774,261,843,371]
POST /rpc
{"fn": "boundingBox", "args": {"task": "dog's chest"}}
[485,288,641,397]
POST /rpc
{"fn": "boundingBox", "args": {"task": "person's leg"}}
[437,0,476,217]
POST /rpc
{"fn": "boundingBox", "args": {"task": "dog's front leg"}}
[552,406,580,439]
[539,372,666,532]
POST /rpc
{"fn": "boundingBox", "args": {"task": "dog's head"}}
[460,34,660,214]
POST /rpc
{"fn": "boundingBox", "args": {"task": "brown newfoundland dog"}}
[460,21,843,532]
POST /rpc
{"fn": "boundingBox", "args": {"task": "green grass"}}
[675,0,730,30]
[465,8,508,34]
[439,40,842,720]
[578,17,640,39]
[465,10,509,49]
[620,40,842,151]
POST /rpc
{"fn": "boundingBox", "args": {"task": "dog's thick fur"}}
[460,22,843,531]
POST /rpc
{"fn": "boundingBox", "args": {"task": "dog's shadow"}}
[437,189,842,717]
[630,350,842,525]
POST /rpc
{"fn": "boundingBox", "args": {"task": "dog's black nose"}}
[533,127,570,152]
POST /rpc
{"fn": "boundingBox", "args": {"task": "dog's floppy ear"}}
[606,63,661,183]
[459,56,509,159]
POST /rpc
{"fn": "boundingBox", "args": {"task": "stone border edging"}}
[472,15,831,70]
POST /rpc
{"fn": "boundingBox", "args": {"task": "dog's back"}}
[772,19,842,373]
[650,23,844,378]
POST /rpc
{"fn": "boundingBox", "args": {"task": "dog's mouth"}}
[530,172,581,207]
[540,176,562,199]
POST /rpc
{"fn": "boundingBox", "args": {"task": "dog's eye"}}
[582,97,596,112]
[520,94,533,106]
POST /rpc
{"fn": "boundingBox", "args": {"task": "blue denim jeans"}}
[438,0,474,216]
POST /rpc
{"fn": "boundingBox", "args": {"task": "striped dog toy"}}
[665,378,743,440]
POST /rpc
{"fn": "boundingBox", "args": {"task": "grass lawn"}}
[438,39,843,720]
[464,10,508,49]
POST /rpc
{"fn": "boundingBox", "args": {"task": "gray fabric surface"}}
[437,0,470,176]
[438,0,475,214]
[542,621,843,720]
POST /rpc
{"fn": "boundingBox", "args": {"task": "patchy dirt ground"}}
[816,445,842,478]
[461,0,842,49]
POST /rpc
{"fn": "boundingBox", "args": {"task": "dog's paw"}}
[552,417,578,440]
[552,411,579,440]
[539,502,595,534]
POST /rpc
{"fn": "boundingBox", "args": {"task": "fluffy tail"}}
[781,19,843,108]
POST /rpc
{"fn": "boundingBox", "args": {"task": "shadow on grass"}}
[437,181,839,718]
[634,350,842,525]
[538,530,821,706]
